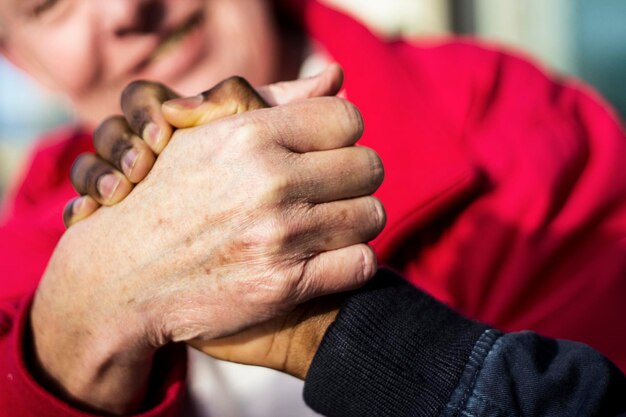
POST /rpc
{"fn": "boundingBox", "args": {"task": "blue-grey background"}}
[575,0,626,117]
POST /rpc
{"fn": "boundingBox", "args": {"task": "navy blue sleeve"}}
[303,269,626,417]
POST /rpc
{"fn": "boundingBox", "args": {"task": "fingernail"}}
[63,199,79,227]
[72,196,86,215]
[143,123,163,149]
[121,148,139,177]
[97,174,120,201]
[164,94,204,110]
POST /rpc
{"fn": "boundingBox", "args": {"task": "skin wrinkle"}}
[161,257,283,342]
[144,201,278,314]
[98,175,276,334]
[278,203,322,256]
[3,1,380,404]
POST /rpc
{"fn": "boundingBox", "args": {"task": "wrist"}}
[284,299,340,380]
[30,289,156,415]
[29,234,157,415]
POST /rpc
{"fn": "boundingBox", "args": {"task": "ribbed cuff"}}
[303,269,488,417]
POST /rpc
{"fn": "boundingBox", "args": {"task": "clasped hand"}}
[29,66,385,414]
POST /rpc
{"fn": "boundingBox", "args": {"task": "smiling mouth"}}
[147,11,205,63]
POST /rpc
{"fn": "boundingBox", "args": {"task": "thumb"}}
[257,63,344,106]
[161,76,267,128]
[161,64,344,129]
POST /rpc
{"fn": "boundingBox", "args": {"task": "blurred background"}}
[1,0,625,200]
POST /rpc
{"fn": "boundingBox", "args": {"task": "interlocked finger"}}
[286,146,384,204]
[70,153,133,206]
[162,76,268,129]
[294,196,386,255]
[121,80,179,153]
[93,116,156,184]
[242,97,365,153]
[256,64,344,106]
[291,243,378,304]
[63,195,100,228]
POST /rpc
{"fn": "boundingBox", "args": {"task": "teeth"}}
[150,17,199,61]
[153,31,186,59]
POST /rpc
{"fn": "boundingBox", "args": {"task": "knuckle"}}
[70,153,96,191]
[289,262,316,303]
[70,153,93,177]
[210,76,249,104]
[121,80,147,108]
[121,79,156,101]
[220,75,250,92]
[93,116,130,155]
[213,76,264,112]
[262,270,299,309]
[336,98,364,139]
[229,115,266,148]
[245,215,288,255]
[121,81,167,132]
[128,106,152,133]
[93,116,125,143]
[261,172,291,203]
[267,218,290,249]
[368,197,387,233]
[231,123,254,149]
[365,148,385,188]
[357,245,377,283]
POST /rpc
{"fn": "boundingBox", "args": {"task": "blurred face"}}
[0,0,281,126]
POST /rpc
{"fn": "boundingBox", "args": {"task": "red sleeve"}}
[0,128,188,416]
[301,1,626,372]
[400,43,626,369]
[0,127,89,300]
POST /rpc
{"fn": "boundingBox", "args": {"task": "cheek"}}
[32,42,94,93]
[12,12,99,96]
[18,29,123,126]
[37,30,98,94]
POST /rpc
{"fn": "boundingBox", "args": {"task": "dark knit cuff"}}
[303,269,489,417]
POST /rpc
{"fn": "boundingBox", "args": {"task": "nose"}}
[102,0,166,36]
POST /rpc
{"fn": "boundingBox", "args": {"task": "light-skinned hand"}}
[33,66,385,414]
[64,65,345,226]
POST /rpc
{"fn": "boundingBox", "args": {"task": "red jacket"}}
[2,1,625,415]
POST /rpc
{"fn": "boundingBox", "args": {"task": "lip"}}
[130,9,208,82]
[147,11,204,62]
